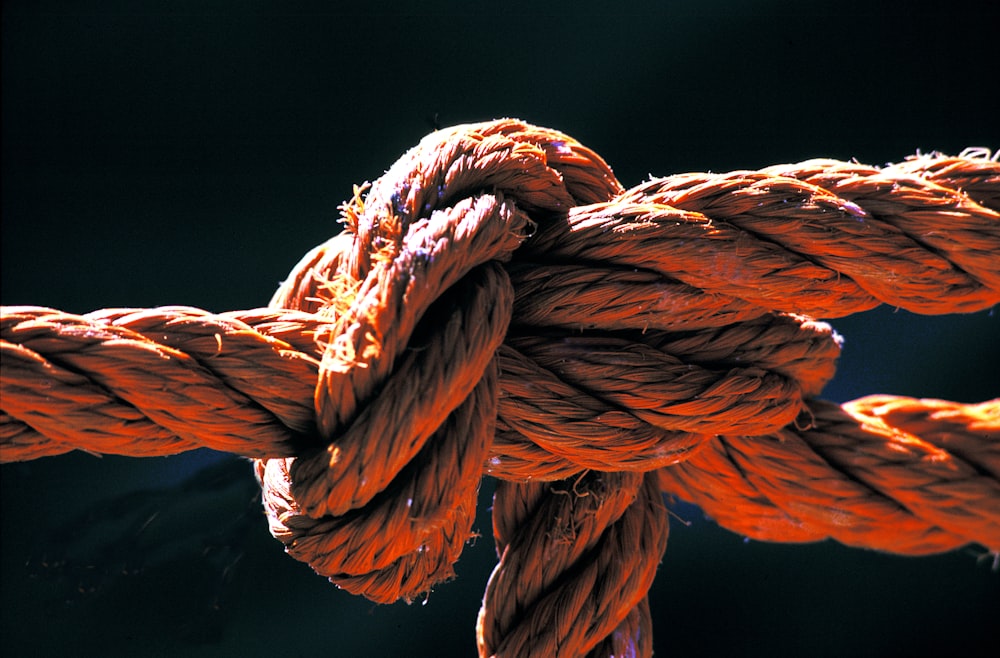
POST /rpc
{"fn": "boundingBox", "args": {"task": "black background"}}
[2,1,998,656]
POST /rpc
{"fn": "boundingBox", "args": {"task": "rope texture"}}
[2,119,998,657]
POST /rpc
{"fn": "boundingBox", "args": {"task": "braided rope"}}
[2,119,998,657]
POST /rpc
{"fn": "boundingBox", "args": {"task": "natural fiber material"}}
[2,119,998,657]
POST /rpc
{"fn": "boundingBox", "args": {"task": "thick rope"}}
[657,397,1000,554]
[2,119,998,657]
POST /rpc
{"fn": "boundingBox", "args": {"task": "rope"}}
[2,119,998,657]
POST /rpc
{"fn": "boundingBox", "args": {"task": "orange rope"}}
[1,119,998,657]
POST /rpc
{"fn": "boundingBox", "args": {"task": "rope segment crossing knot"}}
[2,120,999,658]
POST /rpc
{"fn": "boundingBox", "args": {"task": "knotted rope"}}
[2,119,998,657]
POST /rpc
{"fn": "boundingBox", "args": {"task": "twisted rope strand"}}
[1,306,319,458]
[657,397,1000,554]
[477,471,668,658]
[888,148,1000,212]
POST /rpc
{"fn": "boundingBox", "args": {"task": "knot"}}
[3,119,999,657]
[250,119,998,606]
[257,120,639,601]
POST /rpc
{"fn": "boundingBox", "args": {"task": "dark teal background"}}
[2,1,998,656]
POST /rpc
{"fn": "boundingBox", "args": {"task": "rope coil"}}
[2,119,998,657]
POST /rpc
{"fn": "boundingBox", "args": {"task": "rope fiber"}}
[2,119,998,657]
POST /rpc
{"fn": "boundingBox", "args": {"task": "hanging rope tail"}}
[2,119,998,657]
